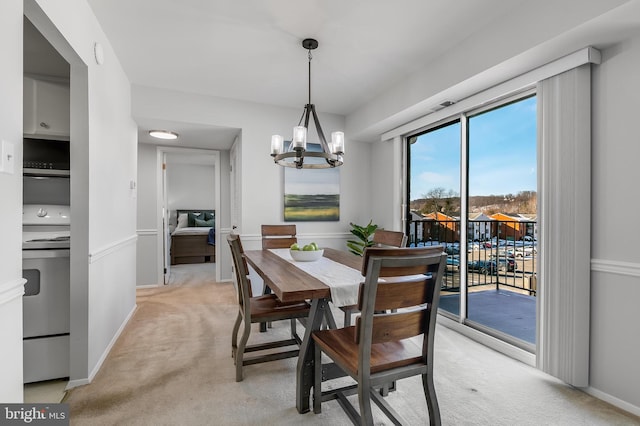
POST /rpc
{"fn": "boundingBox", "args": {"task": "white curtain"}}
[537,64,592,387]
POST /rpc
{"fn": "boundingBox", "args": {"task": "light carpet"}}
[63,263,640,425]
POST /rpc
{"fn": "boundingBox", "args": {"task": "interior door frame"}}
[155,146,221,284]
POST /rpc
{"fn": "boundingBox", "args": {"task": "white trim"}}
[136,284,162,289]
[583,386,640,418]
[437,314,536,366]
[591,259,640,278]
[136,229,157,236]
[382,47,600,140]
[66,303,137,390]
[0,278,26,305]
[88,234,138,263]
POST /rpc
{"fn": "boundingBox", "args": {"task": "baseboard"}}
[583,386,640,417]
[66,303,138,390]
[136,284,162,289]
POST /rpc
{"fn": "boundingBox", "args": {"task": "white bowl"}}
[290,248,324,262]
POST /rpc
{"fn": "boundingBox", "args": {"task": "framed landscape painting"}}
[284,143,340,221]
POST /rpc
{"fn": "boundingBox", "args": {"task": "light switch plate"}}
[0,140,15,174]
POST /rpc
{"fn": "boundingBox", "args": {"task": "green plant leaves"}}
[347,220,378,256]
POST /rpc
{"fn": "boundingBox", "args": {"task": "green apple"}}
[290,243,299,250]
[302,244,314,251]
[310,242,319,251]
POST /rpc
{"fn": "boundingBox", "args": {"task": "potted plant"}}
[347,220,378,256]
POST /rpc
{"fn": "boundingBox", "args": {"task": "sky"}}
[410,96,537,200]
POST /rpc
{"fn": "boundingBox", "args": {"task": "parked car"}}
[468,260,496,275]
[445,245,460,255]
[446,255,460,270]
[514,246,537,257]
[468,258,517,274]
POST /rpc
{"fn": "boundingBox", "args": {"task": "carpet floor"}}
[63,263,640,425]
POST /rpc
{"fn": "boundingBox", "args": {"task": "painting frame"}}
[283,143,340,222]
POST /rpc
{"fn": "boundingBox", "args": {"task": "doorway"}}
[156,147,221,284]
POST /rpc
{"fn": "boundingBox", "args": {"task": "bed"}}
[170,209,215,265]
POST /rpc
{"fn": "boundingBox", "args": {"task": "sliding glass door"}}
[407,93,537,350]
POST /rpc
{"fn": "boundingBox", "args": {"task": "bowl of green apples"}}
[289,242,323,262]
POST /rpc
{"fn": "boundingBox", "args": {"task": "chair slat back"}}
[261,224,297,249]
[355,247,446,346]
[227,234,252,311]
[357,310,428,344]
[372,229,407,248]
[360,246,444,277]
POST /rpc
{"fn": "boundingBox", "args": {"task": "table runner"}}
[269,248,363,307]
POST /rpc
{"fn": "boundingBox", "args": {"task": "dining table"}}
[243,247,364,414]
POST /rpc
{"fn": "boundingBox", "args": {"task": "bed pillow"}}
[187,212,204,227]
[194,217,215,227]
[176,213,188,229]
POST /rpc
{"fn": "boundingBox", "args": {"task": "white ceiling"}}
[85,0,527,115]
[82,0,529,150]
[25,1,640,150]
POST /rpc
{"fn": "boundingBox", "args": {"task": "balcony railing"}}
[408,218,537,295]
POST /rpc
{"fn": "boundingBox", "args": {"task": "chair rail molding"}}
[89,234,138,264]
[591,259,640,278]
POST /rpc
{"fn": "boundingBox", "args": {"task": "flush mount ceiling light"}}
[270,38,344,169]
[149,130,179,140]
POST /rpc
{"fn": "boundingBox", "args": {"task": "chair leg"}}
[290,318,297,341]
[231,311,242,359]
[235,320,251,382]
[422,372,441,426]
[343,308,352,327]
[358,380,374,426]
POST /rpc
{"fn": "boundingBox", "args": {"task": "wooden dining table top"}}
[244,248,363,303]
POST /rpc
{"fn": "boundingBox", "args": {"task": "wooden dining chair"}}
[371,229,408,248]
[259,224,299,330]
[261,224,298,249]
[312,246,447,425]
[341,229,408,327]
[227,234,310,382]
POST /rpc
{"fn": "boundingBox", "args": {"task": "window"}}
[407,93,537,351]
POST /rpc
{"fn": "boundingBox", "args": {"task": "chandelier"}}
[270,38,344,169]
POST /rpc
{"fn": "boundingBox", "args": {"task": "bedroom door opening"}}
[157,147,221,284]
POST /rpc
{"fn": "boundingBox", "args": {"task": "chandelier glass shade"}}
[270,38,344,169]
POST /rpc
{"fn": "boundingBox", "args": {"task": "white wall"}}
[166,162,215,221]
[132,85,371,255]
[589,33,640,411]
[24,0,138,387]
[0,0,26,402]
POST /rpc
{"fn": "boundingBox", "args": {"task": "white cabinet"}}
[23,76,70,139]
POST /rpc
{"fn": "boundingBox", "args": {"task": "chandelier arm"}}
[310,104,330,152]
[303,104,312,130]
[297,108,306,127]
